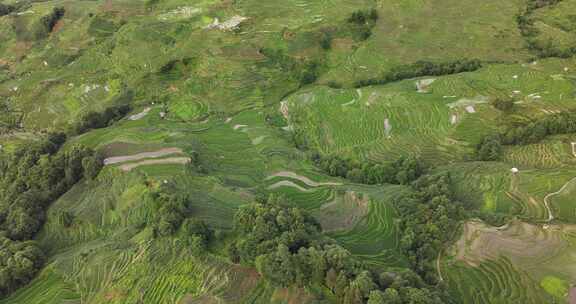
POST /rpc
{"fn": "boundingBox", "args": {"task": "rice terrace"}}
[2,0,576,303]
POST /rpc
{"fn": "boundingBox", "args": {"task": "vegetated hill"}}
[1,0,576,303]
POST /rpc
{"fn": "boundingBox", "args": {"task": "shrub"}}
[491,97,515,112]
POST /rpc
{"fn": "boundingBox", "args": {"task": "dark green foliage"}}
[326,81,343,89]
[311,153,424,185]
[186,151,208,174]
[57,210,74,228]
[82,153,104,180]
[157,58,195,82]
[475,135,502,161]
[470,210,510,227]
[502,111,576,145]
[152,192,191,237]
[476,112,576,154]
[355,60,483,88]
[73,104,132,134]
[394,173,466,283]
[491,97,515,112]
[0,134,100,298]
[319,32,333,50]
[34,7,65,40]
[0,138,97,240]
[517,0,574,58]
[180,218,214,254]
[527,0,562,11]
[346,9,379,41]
[181,218,213,245]
[87,15,123,38]
[259,48,323,86]
[232,196,321,263]
[0,4,15,16]
[0,235,44,298]
[231,196,446,304]
[476,111,576,162]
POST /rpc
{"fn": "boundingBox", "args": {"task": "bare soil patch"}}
[129,107,151,120]
[104,147,183,165]
[268,180,311,192]
[569,287,576,304]
[119,157,190,172]
[317,191,369,232]
[453,220,567,267]
[267,171,342,187]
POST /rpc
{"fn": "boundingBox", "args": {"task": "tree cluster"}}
[0,134,102,298]
[491,96,515,112]
[346,9,379,41]
[501,111,576,145]
[0,235,44,297]
[0,4,15,16]
[150,190,214,253]
[259,48,322,86]
[151,192,192,237]
[34,7,65,40]
[229,196,446,303]
[394,173,466,283]
[0,134,100,240]
[72,104,132,135]
[355,60,482,88]
[475,111,576,160]
[311,153,424,185]
[517,0,574,58]
[475,135,502,161]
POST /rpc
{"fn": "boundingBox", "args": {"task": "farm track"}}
[119,157,191,172]
[103,148,183,165]
[544,176,576,222]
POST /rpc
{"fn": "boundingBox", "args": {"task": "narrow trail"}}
[119,157,190,172]
[266,171,342,187]
[104,148,183,165]
[436,252,444,282]
[543,177,576,222]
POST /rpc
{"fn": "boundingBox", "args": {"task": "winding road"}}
[543,177,576,222]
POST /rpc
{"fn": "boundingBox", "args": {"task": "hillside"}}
[1,0,576,303]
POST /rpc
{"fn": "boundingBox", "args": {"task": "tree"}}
[256,244,297,287]
[82,155,103,180]
[380,288,402,304]
[476,135,502,161]
[0,4,15,17]
[404,287,443,304]
[0,236,44,297]
[491,97,515,112]
[367,290,386,304]
[181,218,213,244]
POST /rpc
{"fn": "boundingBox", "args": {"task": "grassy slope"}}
[1,0,576,303]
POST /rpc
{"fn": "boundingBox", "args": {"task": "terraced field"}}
[328,185,408,268]
[444,220,576,303]
[322,0,531,85]
[2,0,576,302]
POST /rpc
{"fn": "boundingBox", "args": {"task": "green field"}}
[2,0,576,302]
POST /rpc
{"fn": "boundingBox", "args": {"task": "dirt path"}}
[266,171,342,187]
[436,252,444,282]
[104,148,183,165]
[129,107,151,120]
[267,180,311,192]
[544,177,576,222]
[569,287,576,304]
[119,157,190,171]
